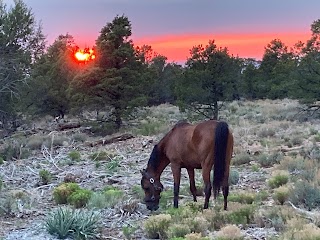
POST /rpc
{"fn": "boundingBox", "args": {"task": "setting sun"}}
[74,49,96,62]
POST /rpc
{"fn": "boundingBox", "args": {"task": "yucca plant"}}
[45,206,101,239]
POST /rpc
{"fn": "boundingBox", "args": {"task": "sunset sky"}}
[3,0,320,62]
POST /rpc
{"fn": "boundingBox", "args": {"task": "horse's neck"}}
[147,156,169,180]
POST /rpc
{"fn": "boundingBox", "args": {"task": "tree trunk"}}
[213,100,218,120]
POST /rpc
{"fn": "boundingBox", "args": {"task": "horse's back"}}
[162,120,220,168]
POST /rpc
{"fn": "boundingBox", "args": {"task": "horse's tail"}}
[213,121,229,197]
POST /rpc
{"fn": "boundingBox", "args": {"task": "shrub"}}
[26,135,45,150]
[232,153,252,166]
[87,192,108,209]
[43,135,68,148]
[0,141,29,160]
[45,206,101,239]
[71,133,87,143]
[256,152,283,167]
[122,225,137,240]
[289,180,320,210]
[202,207,226,231]
[0,156,4,165]
[86,121,117,136]
[0,177,3,191]
[144,214,172,239]
[132,185,144,199]
[68,150,81,161]
[166,223,191,239]
[88,187,124,209]
[89,151,115,161]
[67,189,92,208]
[280,220,320,240]
[258,127,275,138]
[267,170,289,189]
[216,225,244,240]
[228,192,256,204]
[39,169,52,185]
[185,216,209,236]
[53,183,81,204]
[104,187,124,208]
[135,118,168,136]
[254,206,299,230]
[185,233,210,240]
[273,186,289,205]
[160,190,174,209]
[226,204,255,225]
[106,158,120,173]
[229,169,240,185]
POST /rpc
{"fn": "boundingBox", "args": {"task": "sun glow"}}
[74,48,95,62]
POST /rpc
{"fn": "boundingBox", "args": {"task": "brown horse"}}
[140,120,233,211]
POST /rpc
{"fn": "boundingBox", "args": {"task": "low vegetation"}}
[1,101,320,239]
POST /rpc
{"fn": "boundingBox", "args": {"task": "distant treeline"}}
[1,1,320,130]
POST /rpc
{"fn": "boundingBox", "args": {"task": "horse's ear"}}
[140,169,146,175]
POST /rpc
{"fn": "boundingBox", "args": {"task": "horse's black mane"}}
[173,119,189,128]
[148,144,160,170]
[147,120,189,171]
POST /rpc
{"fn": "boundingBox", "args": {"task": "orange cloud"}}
[134,32,311,62]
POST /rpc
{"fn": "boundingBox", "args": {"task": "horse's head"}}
[140,169,163,211]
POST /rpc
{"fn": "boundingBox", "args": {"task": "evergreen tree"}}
[176,40,241,119]
[70,15,152,128]
[0,0,45,126]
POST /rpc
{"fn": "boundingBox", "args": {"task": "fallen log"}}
[86,133,134,147]
[57,122,81,131]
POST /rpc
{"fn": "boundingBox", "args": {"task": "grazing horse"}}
[140,120,233,211]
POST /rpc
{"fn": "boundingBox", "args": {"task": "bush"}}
[53,183,81,204]
[185,216,209,236]
[258,127,275,138]
[135,118,168,136]
[229,169,240,185]
[228,192,256,204]
[144,214,172,239]
[267,170,289,189]
[67,189,92,208]
[273,186,289,205]
[216,224,244,240]
[46,206,101,239]
[39,169,52,185]
[185,233,210,240]
[89,151,115,161]
[0,156,4,165]
[232,153,252,165]
[226,204,255,225]
[257,152,283,167]
[166,224,191,239]
[86,121,117,136]
[289,180,320,210]
[280,220,320,240]
[26,135,45,150]
[254,206,300,230]
[68,150,81,161]
[71,133,87,143]
[106,158,121,173]
[104,187,124,208]
[0,141,29,160]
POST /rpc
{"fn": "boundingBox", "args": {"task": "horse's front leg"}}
[187,168,197,202]
[202,168,212,209]
[171,164,181,208]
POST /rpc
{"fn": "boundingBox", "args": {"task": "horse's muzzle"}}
[147,205,159,211]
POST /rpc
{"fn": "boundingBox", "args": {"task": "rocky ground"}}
[1,101,319,239]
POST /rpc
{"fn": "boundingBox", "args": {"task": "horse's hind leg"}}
[222,186,229,210]
[187,168,197,202]
[202,168,212,209]
[171,164,181,208]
